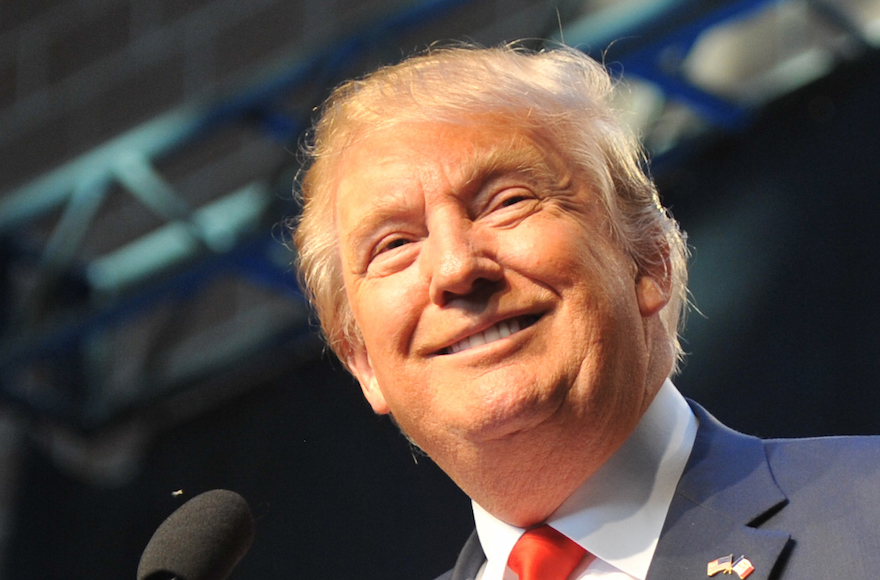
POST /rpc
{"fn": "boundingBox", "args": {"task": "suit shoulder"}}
[764,434,880,463]
[764,435,880,494]
[433,570,453,580]
[756,435,880,575]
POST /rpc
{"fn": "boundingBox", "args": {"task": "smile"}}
[444,315,540,355]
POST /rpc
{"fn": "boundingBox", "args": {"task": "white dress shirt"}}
[472,380,698,580]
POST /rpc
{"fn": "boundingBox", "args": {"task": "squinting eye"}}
[500,195,530,207]
[367,235,418,273]
[377,237,410,254]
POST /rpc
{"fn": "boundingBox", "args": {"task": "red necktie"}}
[507,525,592,580]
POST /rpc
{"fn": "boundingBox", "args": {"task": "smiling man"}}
[292,45,880,580]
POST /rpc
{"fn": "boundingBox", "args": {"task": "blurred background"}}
[2,0,880,578]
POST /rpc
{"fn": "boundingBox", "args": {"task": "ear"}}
[345,346,391,415]
[635,249,673,318]
[636,275,671,317]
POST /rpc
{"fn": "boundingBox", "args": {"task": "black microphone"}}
[137,489,255,580]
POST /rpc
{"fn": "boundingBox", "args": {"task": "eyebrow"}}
[461,137,570,196]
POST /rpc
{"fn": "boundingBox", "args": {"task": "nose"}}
[424,218,503,306]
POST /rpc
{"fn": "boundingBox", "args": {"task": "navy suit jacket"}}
[438,401,880,580]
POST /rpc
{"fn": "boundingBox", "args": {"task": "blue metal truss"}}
[0,0,865,429]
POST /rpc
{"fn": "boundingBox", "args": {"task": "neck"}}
[452,381,673,527]
[467,447,602,527]
[445,332,675,527]
[444,402,648,527]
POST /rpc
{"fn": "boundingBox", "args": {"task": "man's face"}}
[334,120,668,486]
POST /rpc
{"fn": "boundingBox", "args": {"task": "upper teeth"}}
[448,318,523,354]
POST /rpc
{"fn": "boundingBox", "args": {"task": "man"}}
[292,45,880,580]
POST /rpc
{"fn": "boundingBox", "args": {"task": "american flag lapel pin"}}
[707,554,733,576]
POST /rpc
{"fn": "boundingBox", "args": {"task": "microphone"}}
[137,489,255,580]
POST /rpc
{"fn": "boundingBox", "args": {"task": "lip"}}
[435,313,543,356]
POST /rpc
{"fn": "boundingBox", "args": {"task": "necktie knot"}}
[507,525,589,580]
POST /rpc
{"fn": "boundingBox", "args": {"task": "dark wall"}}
[7,354,473,580]
[668,50,880,438]
[7,50,880,580]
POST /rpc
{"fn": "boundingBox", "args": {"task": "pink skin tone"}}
[334,120,673,526]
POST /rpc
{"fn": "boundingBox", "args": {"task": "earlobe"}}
[346,347,391,415]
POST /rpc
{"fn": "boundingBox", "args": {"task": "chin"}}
[460,392,568,445]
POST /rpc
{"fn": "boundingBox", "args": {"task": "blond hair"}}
[293,44,688,368]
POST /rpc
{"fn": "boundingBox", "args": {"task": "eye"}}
[488,186,537,211]
[366,234,419,276]
[376,237,411,255]
[499,194,531,207]
[482,187,539,223]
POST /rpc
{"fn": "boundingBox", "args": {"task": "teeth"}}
[446,317,532,354]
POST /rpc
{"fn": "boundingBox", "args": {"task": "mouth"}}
[441,315,541,355]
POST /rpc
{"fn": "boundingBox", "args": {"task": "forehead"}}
[332,120,566,213]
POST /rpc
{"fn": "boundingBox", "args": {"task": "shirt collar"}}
[473,379,698,580]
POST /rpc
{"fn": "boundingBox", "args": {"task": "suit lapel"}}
[647,402,791,580]
[448,530,486,580]
[447,402,794,580]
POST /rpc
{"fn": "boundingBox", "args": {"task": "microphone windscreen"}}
[137,489,255,580]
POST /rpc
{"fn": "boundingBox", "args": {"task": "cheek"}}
[351,272,425,355]
[496,221,581,280]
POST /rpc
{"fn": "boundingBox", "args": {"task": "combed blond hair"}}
[293,44,688,369]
